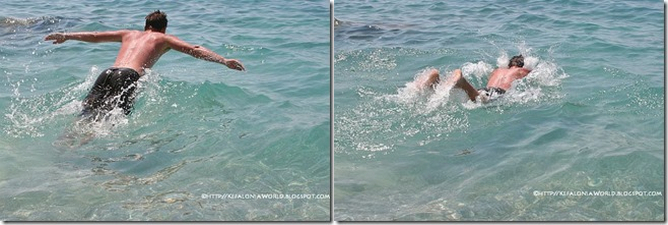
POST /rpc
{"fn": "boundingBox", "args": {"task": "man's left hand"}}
[225,59,245,71]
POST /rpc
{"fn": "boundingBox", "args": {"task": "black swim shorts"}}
[478,87,506,97]
[81,67,140,117]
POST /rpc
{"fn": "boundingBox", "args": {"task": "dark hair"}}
[509,55,524,68]
[145,10,168,30]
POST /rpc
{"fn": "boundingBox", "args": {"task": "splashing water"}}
[388,52,568,113]
[4,66,165,144]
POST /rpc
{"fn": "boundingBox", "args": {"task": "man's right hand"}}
[224,59,245,71]
[45,33,67,44]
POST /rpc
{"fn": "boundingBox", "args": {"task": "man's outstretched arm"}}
[45,30,130,44]
[165,35,245,71]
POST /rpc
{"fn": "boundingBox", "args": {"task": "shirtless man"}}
[421,55,531,102]
[44,10,245,117]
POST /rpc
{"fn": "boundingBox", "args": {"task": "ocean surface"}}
[0,0,329,221]
[334,0,664,221]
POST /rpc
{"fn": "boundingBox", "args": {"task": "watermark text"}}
[201,193,330,200]
[533,190,662,197]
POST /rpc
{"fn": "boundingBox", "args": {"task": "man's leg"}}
[445,69,479,101]
[81,69,112,117]
[418,69,442,90]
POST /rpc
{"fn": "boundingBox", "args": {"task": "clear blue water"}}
[334,0,664,221]
[1,0,329,221]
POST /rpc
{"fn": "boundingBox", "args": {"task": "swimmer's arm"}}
[165,35,245,71]
[45,30,131,44]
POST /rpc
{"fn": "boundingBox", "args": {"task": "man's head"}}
[145,10,168,32]
[509,55,524,68]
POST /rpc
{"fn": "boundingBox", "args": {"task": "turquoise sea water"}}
[1,0,329,221]
[334,0,663,221]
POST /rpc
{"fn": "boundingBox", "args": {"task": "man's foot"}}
[445,69,466,88]
[419,69,441,90]
[446,69,480,101]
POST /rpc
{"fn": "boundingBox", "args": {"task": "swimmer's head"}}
[145,10,168,32]
[509,55,524,68]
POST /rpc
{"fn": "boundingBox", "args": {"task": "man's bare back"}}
[43,10,244,118]
[113,30,170,74]
[486,67,531,91]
